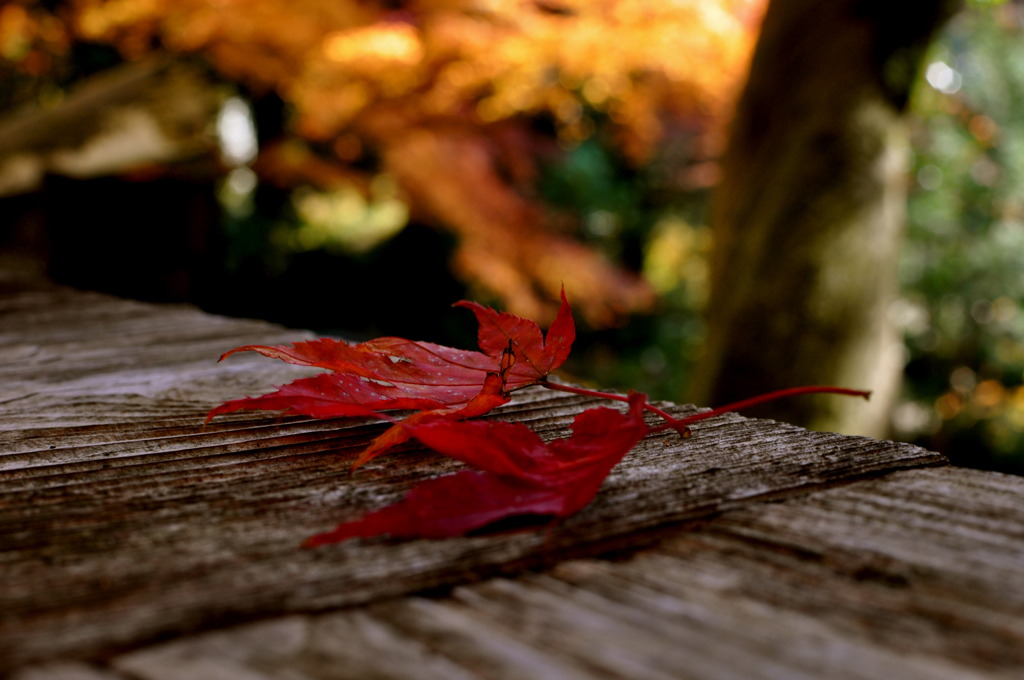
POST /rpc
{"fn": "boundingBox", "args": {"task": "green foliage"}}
[541,5,1024,479]
[900,4,1024,473]
[538,136,710,401]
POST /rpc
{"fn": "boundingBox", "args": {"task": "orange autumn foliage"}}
[5,0,764,326]
[0,2,69,77]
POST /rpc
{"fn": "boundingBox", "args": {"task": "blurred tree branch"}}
[0,56,221,195]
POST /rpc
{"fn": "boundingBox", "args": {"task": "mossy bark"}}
[691,0,960,437]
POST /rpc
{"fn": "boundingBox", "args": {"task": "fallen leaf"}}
[206,338,498,419]
[348,371,509,468]
[303,392,649,545]
[207,289,575,461]
[455,286,574,382]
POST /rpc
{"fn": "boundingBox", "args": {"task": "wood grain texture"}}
[0,281,969,675]
[15,467,1021,680]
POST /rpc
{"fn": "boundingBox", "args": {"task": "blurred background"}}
[2,0,1023,474]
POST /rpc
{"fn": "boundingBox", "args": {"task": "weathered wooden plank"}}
[361,469,1023,680]
[11,662,128,680]
[1,283,947,671]
[0,286,319,430]
[16,467,1021,680]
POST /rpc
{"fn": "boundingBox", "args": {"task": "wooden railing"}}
[3,277,1022,678]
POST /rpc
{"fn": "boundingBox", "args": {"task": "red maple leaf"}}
[303,392,650,546]
[208,286,872,547]
[206,289,575,463]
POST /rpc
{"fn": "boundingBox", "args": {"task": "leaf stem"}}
[651,386,872,433]
[538,379,688,433]
[540,380,871,438]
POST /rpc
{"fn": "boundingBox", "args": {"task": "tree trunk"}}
[690,0,960,437]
